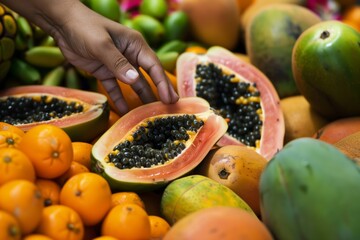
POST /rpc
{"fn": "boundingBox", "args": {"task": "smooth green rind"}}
[260,138,360,240]
[292,20,360,119]
[246,4,321,98]
[161,175,255,225]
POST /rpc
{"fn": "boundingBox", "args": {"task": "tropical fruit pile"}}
[0,0,360,239]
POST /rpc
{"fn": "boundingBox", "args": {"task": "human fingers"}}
[137,46,179,104]
[100,78,129,115]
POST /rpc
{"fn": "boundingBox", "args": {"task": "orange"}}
[56,161,89,186]
[0,180,44,235]
[0,210,22,240]
[18,124,73,179]
[60,172,112,226]
[36,205,84,240]
[111,192,145,209]
[0,122,25,137]
[342,6,360,32]
[71,142,93,169]
[0,131,23,149]
[93,237,119,240]
[149,215,171,239]
[101,203,151,240]
[23,234,53,240]
[0,147,36,185]
[35,179,61,207]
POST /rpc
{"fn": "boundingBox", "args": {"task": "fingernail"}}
[126,69,139,81]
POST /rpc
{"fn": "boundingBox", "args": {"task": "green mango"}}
[87,0,121,22]
[132,14,165,48]
[260,138,360,240]
[139,0,168,20]
[292,20,360,120]
[163,11,189,41]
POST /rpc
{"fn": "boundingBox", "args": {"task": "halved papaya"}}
[176,46,284,160]
[0,85,109,142]
[91,97,228,191]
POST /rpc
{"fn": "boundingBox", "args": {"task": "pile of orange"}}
[0,122,170,240]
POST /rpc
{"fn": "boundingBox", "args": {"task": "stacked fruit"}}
[0,4,17,82]
[1,10,98,91]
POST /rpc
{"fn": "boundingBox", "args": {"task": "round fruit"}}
[56,161,89,186]
[18,124,73,179]
[35,179,61,207]
[245,3,321,98]
[71,142,93,169]
[36,205,84,240]
[60,172,112,226]
[111,192,145,209]
[0,180,43,235]
[101,203,151,240]
[196,145,268,216]
[91,97,228,191]
[280,95,329,143]
[0,210,21,240]
[163,10,189,41]
[163,206,273,240]
[132,14,165,48]
[160,175,255,224]
[0,131,22,149]
[292,20,360,119]
[87,0,121,22]
[179,0,240,50]
[149,215,171,239]
[0,85,110,142]
[0,147,36,185]
[313,117,360,144]
[139,0,168,20]
[176,46,284,160]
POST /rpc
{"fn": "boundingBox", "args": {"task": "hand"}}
[0,0,179,115]
[53,3,179,114]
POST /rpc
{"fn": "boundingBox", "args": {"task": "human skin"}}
[1,0,179,114]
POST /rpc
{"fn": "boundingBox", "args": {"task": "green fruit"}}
[139,0,168,20]
[163,11,189,41]
[292,20,360,120]
[260,138,360,240]
[161,175,255,225]
[9,58,41,84]
[87,0,121,22]
[24,46,65,68]
[157,51,179,73]
[132,14,165,47]
[245,3,321,98]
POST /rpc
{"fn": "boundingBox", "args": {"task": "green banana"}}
[39,35,56,47]
[65,67,82,89]
[9,58,41,84]
[157,51,179,73]
[0,37,15,60]
[0,60,11,82]
[24,46,65,68]
[156,40,187,54]
[42,65,66,86]
[15,16,34,48]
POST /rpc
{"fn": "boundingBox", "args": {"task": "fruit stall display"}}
[0,0,359,239]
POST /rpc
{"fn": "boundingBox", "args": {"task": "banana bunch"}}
[0,4,17,83]
[1,8,97,91]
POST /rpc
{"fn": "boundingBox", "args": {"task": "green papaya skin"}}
[260,138,360,240]
[245,4,321,98]
[292,20,360,120]
[161,175,255,225]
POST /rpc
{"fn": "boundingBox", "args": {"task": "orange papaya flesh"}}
[91,97,228,192]
[0,85,109,142]
[176,46,284,160]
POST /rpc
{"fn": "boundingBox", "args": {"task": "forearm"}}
[0,0,85,36]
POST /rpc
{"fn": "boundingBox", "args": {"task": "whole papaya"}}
[292,20,360,119]
[260,138,360,240]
